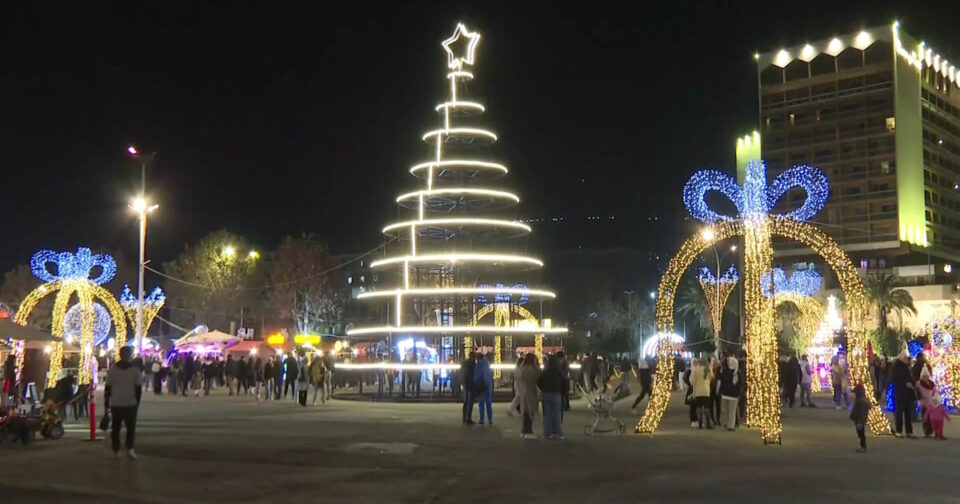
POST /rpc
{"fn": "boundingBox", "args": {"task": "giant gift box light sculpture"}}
[345,24,565,357]
[697,265,738,338]
[120,284,165,352]
[13,248,128,387]
[637,161,889,443]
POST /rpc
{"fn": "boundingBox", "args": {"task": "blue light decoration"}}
[64,302,112,346]
[697,265,739,285]
[683,161,828,224]
[907,340,924,358]
[477,283,529,305]
[120,284,166,308]
[760,268,823,297]
[30,247,117,285]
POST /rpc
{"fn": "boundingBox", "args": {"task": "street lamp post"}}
[127,146,157,355]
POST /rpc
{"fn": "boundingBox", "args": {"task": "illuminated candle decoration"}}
[697,265,738,337]
[346,22,565,358]
[637,161,890,443]
[13,248,128,387]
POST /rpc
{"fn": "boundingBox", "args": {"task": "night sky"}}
[1,1,953,274]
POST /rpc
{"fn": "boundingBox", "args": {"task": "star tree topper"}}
[442,22,481,70]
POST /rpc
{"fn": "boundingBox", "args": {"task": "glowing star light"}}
[442,23,481,70]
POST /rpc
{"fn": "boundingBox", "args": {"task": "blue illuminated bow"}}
[31,247,117,285]
[761,268,822,297]
[697,266,738,285]
[683,161,828,223]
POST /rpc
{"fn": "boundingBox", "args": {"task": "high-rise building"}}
[751,22,959,328]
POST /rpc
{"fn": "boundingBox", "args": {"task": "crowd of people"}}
[143,351,335,405]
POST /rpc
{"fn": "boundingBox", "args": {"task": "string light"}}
[119,284,167,350]
[64,302,111,346]
[13,248,128,387]
[638,161,889,441]
[761,267,823,297]
[349,23,564,352]
[697,265,738,336]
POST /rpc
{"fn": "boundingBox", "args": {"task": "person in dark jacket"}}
[224,355,237,396]
[891,352,917,438]
[203,359,217,396]
[283,353,299,401]
[850,383,870,452]
[556,351,571,412]
[538,354,567,439]
[461,353,476,424]
[783,355,801,408]
[684,366,696,427]
[263,358,274,402]
[631,357,653,413]
[237,355,249,396]
[273,355,284,399]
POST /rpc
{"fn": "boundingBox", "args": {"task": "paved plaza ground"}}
[1,388,958,503]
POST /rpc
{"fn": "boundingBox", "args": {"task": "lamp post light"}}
[127,145,157,355]
[129,196,157,355]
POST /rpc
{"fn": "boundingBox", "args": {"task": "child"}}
[924,390,950,440]
[849,383,869,453]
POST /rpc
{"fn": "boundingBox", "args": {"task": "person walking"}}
[538,354,566,439]
[799,355,814,407]
[225,355,237,396]
[831,356,849,409]
[924,388,950,440]
[474,352,494,425]
[283,353,299,401]
[296,357,310,407]
[263,357,274,402]
[631,357,653,414]
[783,355,801,408]
[252,357,263,401]
[105,346,143,459]
[709,357,722,424]
[719,354,740,430]
[167,359,179,395]
[150,359,162,395]
[2,354,15,407]
[461,353,476,424]
[516,353,539,439]
[310,355,327,405]
[689,357,713,429]
[850,383,870,453]
[203,359,217,396]
[273,355,284,400]
[556,351,571,412]
[237,355,249,396]
[322,352,335,402]
[891,351,917,438]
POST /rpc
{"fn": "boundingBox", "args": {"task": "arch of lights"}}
[346,23,565,353]
[762,267,826,397]
[13,248,127,387]
[637,161,889,444]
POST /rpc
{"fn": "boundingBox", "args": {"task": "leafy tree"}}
[0,264,51,330]
[864,272,917,343]
[267,235,345,335]
[162,230,264,331]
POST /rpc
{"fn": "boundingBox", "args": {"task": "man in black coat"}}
[783,356,802,408]
[891,352,917,438]
[461,353,476,424]
[283,353,299,401]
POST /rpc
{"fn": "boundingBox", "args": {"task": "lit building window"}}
[789,113,796,126]
[886,117,895,133]
[347,276,353,285]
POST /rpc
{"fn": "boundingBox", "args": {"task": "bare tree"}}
[268,235,345,335]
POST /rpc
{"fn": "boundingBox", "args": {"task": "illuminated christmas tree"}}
[347,23,566,365]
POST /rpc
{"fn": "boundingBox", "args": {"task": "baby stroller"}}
[582,385,625,435]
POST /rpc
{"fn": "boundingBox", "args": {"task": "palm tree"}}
[675,276,711,330]
[864,272,917,336]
